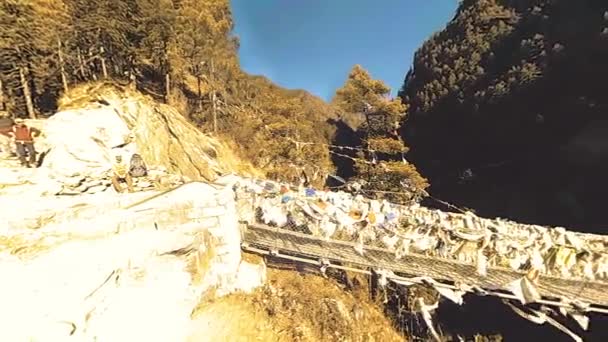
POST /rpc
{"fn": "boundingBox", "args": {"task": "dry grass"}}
[188,293,282,342]
[0,235,29,254]
[57,81,119,111]
[190,262,405,342]
[0,234,65,260]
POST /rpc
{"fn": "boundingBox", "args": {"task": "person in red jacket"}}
[8,118,41,167]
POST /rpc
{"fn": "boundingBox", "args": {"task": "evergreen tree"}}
[137,0,176,72]
[334,65,428,203]
[0,0,337,183]
[171,0,237,122]
[65,0,141,80]
[136,0,177,100]
[0,0,71,116]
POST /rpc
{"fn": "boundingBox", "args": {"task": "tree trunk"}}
[165,73,171,104]
[129,70,136,90]
[77,47,87,79]
[99,46,108,79]
[0,77,5,111]
[19,67,35,119]
[6,87,15,118]
[57,39,69,93]
[211,59,217,133]
[89,49,98,81]
[197,74,202,112]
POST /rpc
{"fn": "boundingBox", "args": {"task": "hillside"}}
[0,0,337,186]
[0,85,403,341]
[399,0,608,232]
[7,1,608,340]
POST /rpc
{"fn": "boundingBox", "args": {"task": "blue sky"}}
[230,0,458,101]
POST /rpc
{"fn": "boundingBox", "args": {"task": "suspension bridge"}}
[126,177,608,315]
[227,175,608,319]
[241,223,608,312]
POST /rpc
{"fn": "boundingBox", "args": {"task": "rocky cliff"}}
[399,0,608,233]
[54,83,259,181]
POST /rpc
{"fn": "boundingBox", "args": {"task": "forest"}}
[399,0,608,232]
[6,0,608,225]
[0,0,428,200]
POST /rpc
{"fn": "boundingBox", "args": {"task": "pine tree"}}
[136,0,176,99]
[65,0,141,80]
[0,0,71,116]
[333,65,429,203]
[171,0,237,123]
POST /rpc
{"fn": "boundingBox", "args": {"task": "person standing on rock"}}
[8,118,41,168]
[111,154,134,193]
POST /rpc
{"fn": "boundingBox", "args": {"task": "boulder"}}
[39,179,64,196]
[59,188,82,196]
[0,181,249,342]
[62,175,85,188]
[41,107,130,178]
[83,179,103,188]
[114,101,222,181]
[75,183,89,193]
[137,180,152,188]
[87,184,108,194]
[233,260,267,294]
[40,84,259,185]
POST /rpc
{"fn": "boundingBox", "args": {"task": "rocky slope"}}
[0,85,402,341]
[399,0,608,233]
[55,82,259,181]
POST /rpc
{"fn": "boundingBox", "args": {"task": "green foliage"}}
[399,0,524,111]
[366,137,409,154]
[219,76,337,186]
[334,65,429,202]
[333,65,393,115]
[355,159,429,203]
[0,0,337,181]
[171,0,235,81]
[136,0,176,74]
[0,0,70,113]
[398,0,608,114]
[398,0,608,232]
[67,0,141,74]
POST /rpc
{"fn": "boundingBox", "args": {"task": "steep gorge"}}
[399,0,608,233]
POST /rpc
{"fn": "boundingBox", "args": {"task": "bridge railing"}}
[233,178,608,283]
[242,223,608,312]
[232,177,608,317]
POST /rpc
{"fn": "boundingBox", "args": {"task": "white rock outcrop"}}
[0,182,264,342]
[0,85,266,342]
[42,109,131,178]
[51,84,258,182]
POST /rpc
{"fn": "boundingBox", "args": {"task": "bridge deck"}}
[244,223,608,308]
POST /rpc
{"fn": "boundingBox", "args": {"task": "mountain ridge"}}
[398,0,608,233]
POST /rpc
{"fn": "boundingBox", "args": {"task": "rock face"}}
[42,83,256,182]
[398,0,608,233]
[0,84,263,341]
[0,182,259,342]
[53,166,186,196]
[113,93,230,182]
[0,83,402,341]
[42,107,130,177]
